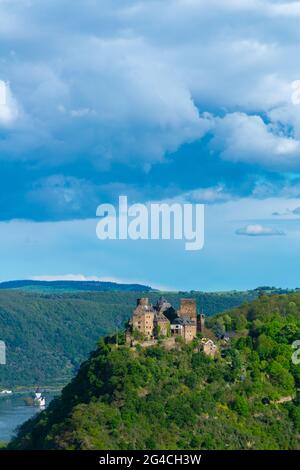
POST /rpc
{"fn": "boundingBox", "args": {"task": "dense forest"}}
[9,293,300,450]
[0,290,138,387]
[0,280,152,292]
[0,288,267,388]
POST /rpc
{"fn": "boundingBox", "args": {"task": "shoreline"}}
[0,385,64,397]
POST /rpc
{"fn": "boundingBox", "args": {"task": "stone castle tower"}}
[198,313,205,332]
[131,298,154,339]
[177,299,197,321]
[177,299,205,333]
[137,298,150,307]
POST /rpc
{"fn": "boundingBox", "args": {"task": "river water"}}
[0,391,59,443]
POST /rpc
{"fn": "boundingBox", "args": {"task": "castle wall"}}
[132,310,154,338]
[183,324,197,342]
[154,318,170,337]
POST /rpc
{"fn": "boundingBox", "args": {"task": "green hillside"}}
[0,289,263,388]
[9,293,300,450]
[0,290,141,388]
[0,287,296,388]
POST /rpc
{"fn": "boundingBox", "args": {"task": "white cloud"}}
[236,224,285,236]
[211,112,300,170]
[1,0,300,171]
[0,80,19,125]
[31,274,103,282]
[30,274,143,284]
[270,1,300,17]
[182,185,234,203]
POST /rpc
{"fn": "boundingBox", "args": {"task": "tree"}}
[257,334,275,359]
[268,361,295,394]
[231,396,249,416]
[233,314,248,332]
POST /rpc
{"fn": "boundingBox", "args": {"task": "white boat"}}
[34,389,46,408]
[0,389,13,395]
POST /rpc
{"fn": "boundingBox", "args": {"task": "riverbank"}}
[5,385,64,395]
[1,384,65,396]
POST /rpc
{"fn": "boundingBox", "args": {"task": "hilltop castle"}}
[127,296,205,343]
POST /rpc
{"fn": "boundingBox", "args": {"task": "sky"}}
[1,0,300,290]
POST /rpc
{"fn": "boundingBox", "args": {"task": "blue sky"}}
[1,0,300,290]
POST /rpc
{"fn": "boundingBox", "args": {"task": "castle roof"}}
[156,296,172,312]
[154,311,169,323]
[172,317,196,326]
[133,304,155,317]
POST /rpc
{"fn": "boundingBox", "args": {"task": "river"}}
[0,391,59,443]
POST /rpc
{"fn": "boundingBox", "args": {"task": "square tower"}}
[177,299,197,321]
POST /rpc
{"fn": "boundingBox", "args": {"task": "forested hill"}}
[0,288,298,388]
[0,279,152,292]
[9,292,300,450]
[0,289,256,388]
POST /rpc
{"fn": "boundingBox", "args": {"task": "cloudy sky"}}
[1,0,300,290]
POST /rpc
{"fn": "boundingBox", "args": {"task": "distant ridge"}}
[0,279,153,292]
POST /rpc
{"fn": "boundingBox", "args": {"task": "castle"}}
[127,296,205,343]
